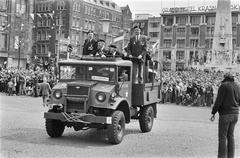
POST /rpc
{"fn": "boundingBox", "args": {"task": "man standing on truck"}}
[106,44,123,58]
[82,30,97,55]
[92,39,108,57]
[125,25,147,84]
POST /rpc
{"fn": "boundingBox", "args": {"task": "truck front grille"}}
[66,100,85,112]
[67,85,89,96]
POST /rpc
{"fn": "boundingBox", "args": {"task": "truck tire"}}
[108,111,125,144]
[139,105,154,132]
[45,110,65,137]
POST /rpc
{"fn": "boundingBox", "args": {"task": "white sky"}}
[114,0,240,17]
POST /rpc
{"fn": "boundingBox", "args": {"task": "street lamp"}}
[18,23,24,69]
[57,25,62,65]
[100,19,110,43]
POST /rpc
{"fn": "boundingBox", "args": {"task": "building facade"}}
[159,6,240,71]
[0,0,8,67]
[33,0,132,63]
[2,0,34,68]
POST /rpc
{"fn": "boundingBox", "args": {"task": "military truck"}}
[44,57,162,144]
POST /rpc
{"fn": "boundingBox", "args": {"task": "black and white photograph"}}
[0,0,240,157]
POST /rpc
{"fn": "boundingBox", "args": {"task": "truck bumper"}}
[44,112,112,124]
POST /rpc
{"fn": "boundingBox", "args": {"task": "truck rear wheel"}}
[108,111,125,144]
[139,105,154,132]
[45,110,65,137]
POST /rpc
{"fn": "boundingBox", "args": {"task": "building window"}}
[206,27,211,36]
[150,22,159,28]
[42,45,46,54]
[164,39,172,48]
[233,27,237,35]
[163,28,172,36]
[85,6,88,14]
[176,16,187,25]
[177,39,185,48]
[233,39,236,48]
[206,16,215,25]
[105,11,109,19]
[191,27,199,36]
[176,51,184,60]
[163,17,173,26]
[43,18,47,26]
[190,16,201,25]
[232,15,238,24]
[37,31,41,40]
[46,31,50,40]
[42,3,46,11]
[37,44,41,54]
[190,39,198,48]
[73,3,77,11]
[46,45,49,54]
[163,51,171,60]
[205,39,213,49]
[149,32,159,38]
[211,27,214,35]
[46,3,49,11]
[177,28,185,36]
[42,30,46,40]
[84,20,88,29]
[57,1,65,10]
[47,18,51,26]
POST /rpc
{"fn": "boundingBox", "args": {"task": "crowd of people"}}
[0,65,57,97]
[161,68,240,107]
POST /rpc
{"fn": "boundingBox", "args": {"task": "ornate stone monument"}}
[211,0,233,66]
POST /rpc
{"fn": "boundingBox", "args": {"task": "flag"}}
[152,39,160,49]
[113,35,124,43]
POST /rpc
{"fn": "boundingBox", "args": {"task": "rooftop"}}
[83,0,121,12]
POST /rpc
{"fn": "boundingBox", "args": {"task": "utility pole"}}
[18,23,24,69]
[56,11,62,66]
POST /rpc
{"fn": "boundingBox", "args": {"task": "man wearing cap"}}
[92,39,108,57]
[125,25,147,84]
[211,73,240,158]
[82,30,97,55]
[106,44,123,58]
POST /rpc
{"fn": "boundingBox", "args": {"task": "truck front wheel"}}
[139,105,154,132]
[45,110,65,137]
[108,111,125,144]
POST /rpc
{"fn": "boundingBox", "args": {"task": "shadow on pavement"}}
[1,127,142,147]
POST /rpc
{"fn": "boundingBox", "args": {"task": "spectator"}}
[211,73,240,158]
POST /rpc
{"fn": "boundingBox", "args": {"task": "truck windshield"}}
[60,65,116,82]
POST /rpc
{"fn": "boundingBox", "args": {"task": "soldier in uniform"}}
[92,39,108,57]
[106,44,123,58]
[125,25,147,84]
[82,30,97,55]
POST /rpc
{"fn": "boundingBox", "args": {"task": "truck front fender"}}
[111,98,131,123]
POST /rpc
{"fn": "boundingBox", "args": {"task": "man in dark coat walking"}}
[211,73,240,158]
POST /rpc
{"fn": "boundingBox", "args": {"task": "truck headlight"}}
[54,90,62,99]
[110,92,117,102]
[96,92,106,102]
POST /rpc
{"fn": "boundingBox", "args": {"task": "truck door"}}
[117,66,131,105]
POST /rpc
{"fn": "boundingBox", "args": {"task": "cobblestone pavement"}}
[0,93,239,158]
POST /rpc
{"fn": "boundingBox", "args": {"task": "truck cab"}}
[44,57,161,144]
